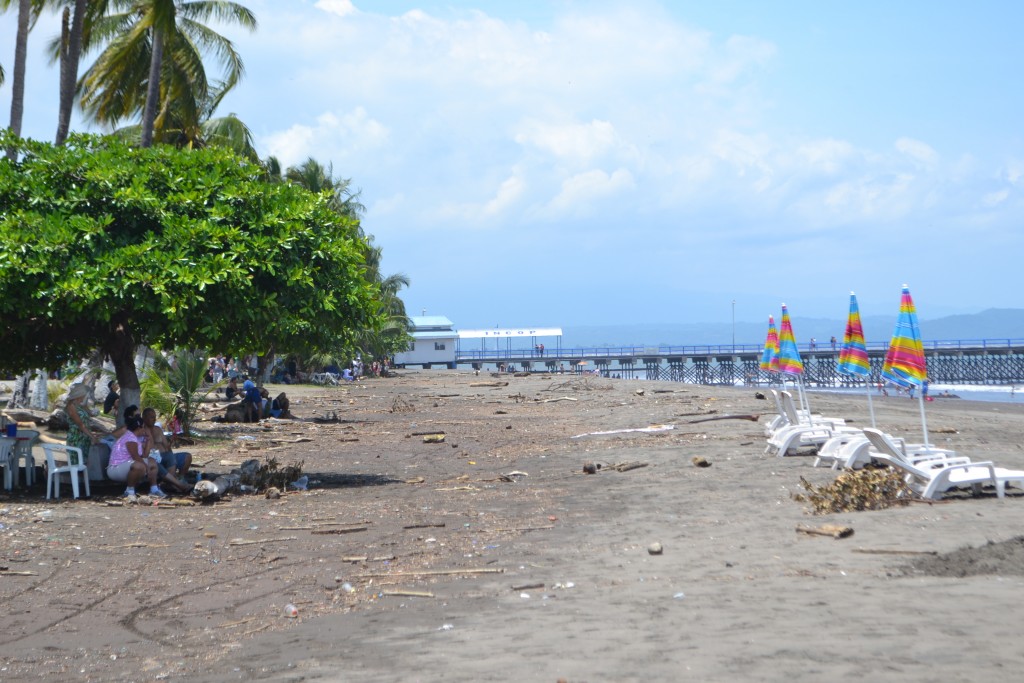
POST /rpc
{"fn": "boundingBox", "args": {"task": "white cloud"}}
[260,107,388,168]
[982,189,1010,207]
[547,168,635,215]
[314,0,357,18]
[514,119,617,166]
[895,137,938,165]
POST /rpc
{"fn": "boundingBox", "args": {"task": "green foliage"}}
[142,349,219,435]
[0,133,384,376]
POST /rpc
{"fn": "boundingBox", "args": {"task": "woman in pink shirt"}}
[106,415,165,498]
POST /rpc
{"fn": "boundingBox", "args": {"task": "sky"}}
[3,0,1024,332]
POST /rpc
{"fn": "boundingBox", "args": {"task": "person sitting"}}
[241,380,263,422]
[259,388,291,419]
[341,367,354,382]
[225,376,239,400]
[65,383,100,457]
[103,380,119,415]
[142,408,191,493]
[106,414,165,498]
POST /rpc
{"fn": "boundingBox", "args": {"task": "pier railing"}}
[456,338,1024,361]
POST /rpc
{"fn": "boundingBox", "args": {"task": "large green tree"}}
[0,133,383,410]
[77,0,255,147]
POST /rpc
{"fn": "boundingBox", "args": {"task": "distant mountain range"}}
[560,308,1024,348]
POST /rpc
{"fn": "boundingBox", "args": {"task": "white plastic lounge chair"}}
[861,428,958,467]
[765,393,859,456]
[815,428,957,470]
[873,453,1024,500]
[763,390,841,437]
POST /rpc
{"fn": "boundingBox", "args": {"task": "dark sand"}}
[2,372,1024,682]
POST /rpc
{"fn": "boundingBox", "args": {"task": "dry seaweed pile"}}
[793,468,913,514]
[239,455,304,490]
[391,395,415,413]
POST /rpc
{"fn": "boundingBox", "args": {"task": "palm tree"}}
[3,0,32,159]
[77,0,256,148]
[285,157,366,220]
[55,0,90,145]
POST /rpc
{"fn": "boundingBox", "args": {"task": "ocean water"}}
[808,383,1024,405]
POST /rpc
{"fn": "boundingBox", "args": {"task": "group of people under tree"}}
[65,385,192,499]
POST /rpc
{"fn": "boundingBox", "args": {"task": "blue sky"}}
[3,0,1023,331]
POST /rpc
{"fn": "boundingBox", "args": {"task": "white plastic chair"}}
[0,437,16,491]
[42,444,91,500]
[12,429,40,488]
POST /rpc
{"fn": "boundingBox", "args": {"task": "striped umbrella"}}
[881,285,930,444]
[777,304,811,416]
[836,292,876,427]
[759,315,780,375]
[777,304,804,376]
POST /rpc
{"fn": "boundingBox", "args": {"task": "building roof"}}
[411,330,458,340]
[409,315,454,331]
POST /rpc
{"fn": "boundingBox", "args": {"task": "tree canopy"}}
[0,133,383,379]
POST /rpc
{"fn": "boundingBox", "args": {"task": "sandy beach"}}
[2,371,1024,682]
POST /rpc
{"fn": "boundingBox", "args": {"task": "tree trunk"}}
[55,0,87,146]
[140,27,163,148]
[30,369,48,411]
[5,0,31,160]
[7,371,31,409]
[257,348,275,387]
[105,315,141,427]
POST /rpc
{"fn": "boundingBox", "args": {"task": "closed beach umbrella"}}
[836,292,876,427]
[881,284,930,444]
[759,315,780,377]
[777,304,810,416]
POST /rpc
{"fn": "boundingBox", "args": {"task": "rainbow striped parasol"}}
[837,292,876,427]
[776,304,803,376]
[837,293,870,377]
[760,315,779,373]
[881,285,927,388]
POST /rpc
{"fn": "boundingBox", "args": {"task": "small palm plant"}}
[141,350,222,436]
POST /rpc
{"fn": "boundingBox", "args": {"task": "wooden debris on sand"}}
[797,524,854,539]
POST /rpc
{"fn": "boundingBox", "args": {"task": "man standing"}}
[142,407,192,492]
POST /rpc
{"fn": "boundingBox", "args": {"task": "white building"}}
[393,316,458,368]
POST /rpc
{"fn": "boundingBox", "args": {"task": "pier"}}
[452,339,1024,385]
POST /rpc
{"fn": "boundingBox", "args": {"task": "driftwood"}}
[403,523,446,529]
[511,583,545,591]
[381,590,434,598]
[688,414,761,424]
[228,536,298,546]
[609,461,649,472]
[540,396,577,403]
[796,524,854,539]
[311,527,367,535]
[342,555,396,563]
[358,567,505,578]
[851,548,937,556]
[470,381,508,387]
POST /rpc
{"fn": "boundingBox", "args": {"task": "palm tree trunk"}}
[5,0,31,160]
[56,0,87,146]
[140,27,163,148]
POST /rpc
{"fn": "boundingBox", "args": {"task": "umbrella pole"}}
[797,377,813,425]
[917,388,930,447]
[864,380,876,428]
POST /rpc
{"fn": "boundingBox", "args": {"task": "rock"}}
[692,456,712,468]
[265,486,281,499]
[648,542,663,555]
[582,462,597,474]
[635,389,645,396]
